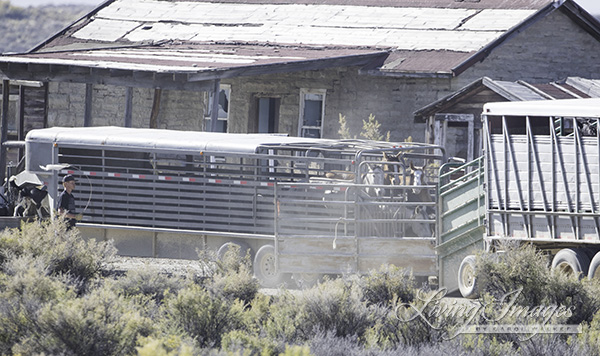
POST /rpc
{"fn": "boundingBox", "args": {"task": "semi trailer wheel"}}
[217,241,253,262]
[458,255,479,299]
[253,245,285,288]
[551,248,590,278]
[587,252,600,280]
[293,273,323,289]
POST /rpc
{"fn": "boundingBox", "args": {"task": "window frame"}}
[298,88,326,138]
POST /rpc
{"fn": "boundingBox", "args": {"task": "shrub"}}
[111,266,186,304]
[359,264,415,307]
[545,273,600,325]
[576,309,600,355]
[0,255,75,354]
[136,335,198,356]
[221,329,279,356]
[364,293,452,350]
[13,286,153,356]
[209,246,259,305]
[475,242,600,325]
[241,292,273,335]
[197,244,260,305]
[308,330,369,356]
[163,284,245,348]
[280,345,313,356]
[0,219,116,287]
[267,278,377,343]
[475,242,551,306]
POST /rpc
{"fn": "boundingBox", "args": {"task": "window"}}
[257,97,280,133]
[298,89,326,138]
[204,84,230,133]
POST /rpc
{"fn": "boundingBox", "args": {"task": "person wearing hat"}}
[57,174,82,229]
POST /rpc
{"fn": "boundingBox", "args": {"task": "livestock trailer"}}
[438,98,600,297]
[20,127,444,287]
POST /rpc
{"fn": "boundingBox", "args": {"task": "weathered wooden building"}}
[414,76,600,161]
[0,0,599,160]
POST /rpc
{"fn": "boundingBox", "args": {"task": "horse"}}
[360,165,386,198]
[379,154,435,238]
[405,161,435,237]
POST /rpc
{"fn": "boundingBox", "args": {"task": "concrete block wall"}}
[225,68,450,142]
[455,10,600,88]
[48,83,205,130]
[47,82,85,127]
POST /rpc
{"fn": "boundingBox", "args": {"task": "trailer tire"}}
[293,273,322,289]
[217,242,253,262]
[551,248,590,278]
[458,255,479,299]
[587,252,600,280]
[253,245,285,288]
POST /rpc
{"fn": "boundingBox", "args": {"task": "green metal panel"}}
[437,157,485,293]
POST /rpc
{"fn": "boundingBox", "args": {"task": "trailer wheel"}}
[253,245,284,288]
[551,248,590,278]
[217,242,253,262]
[458,255,479,299]
[589,252,600,280]
[293,273,322,289]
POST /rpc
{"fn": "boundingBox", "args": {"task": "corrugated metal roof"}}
[69,1,534,53]
[413,76,600,121]
[1,0,594,79]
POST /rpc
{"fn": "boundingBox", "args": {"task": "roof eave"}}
[359,68,454,79]
[559,0,600,42]
[413,77,488,122]
[412,75,546,122]
[0,50,389,89]
[187,51,390,81]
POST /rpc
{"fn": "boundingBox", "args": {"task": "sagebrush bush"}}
[136,335,199,356]
[308,330,372,356]
[266,278,378,344]
[163,284,245,348]
[476,242,600,325]
[359,264,416,307]
[576,309,600,355]
[476,242,551,306]
[209,247,259,305]
[13,285,153,355]
[197,244,260,305]
[110,266,187,304]
[221,329,279,356]
[545,272,600,325]
[0,255,76,354]
[0,218,116,287]
[364,292,453,350]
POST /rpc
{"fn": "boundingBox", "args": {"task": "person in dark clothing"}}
[57,174,81,229]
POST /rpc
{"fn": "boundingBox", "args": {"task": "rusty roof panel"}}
[69,0,536,53]
[1,43,385,74]
[1,0,580,78]
[378,50,475,74]
[529,83,579,99]
[150,0,553,10]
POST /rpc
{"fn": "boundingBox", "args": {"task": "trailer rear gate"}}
[275,181,437,277]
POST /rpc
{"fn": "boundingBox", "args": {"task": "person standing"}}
[57,174,81,229]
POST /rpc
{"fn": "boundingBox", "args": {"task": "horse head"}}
[408,161,427,194]
[362,165,385,197]
[382,152,407,186]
